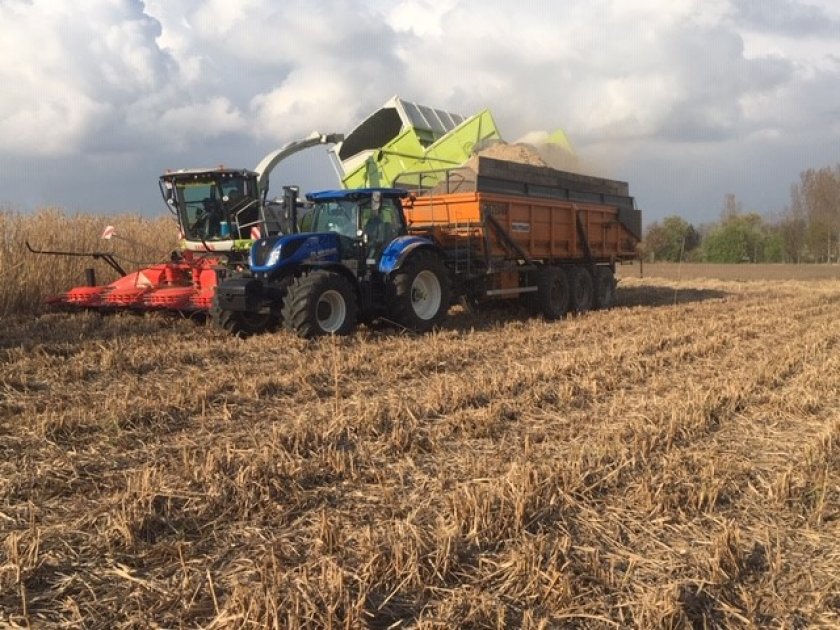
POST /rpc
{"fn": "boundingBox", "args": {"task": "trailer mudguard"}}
[378,235,436,275]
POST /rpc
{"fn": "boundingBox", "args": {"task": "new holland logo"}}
[308,248,338,261]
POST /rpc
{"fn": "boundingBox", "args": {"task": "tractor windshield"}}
[308,200,359,238]
[306,196,403,240]
[161,172,260,242]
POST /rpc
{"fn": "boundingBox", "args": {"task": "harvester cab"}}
[160,168,262,254]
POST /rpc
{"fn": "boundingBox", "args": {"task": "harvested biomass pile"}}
[475,142,549,167]
[1,275,839,628]
[427,141,596,195]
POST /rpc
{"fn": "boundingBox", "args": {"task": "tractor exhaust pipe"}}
[283,186,299,233]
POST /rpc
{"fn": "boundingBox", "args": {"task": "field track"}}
[1,271,838,628]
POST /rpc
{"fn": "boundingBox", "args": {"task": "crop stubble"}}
[0,274,838,628]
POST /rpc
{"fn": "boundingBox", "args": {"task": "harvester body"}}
[36,132,342,314]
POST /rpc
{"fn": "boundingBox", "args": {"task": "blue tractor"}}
[213,188,451,337]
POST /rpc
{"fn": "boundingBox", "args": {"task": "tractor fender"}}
[295,261,358,287]
[378,235,438,275]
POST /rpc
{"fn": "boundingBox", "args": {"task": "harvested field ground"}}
[1,273,839,628]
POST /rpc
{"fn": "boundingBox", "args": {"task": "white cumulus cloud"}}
[0,0,838,221]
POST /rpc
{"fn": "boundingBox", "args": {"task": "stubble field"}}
[1,231,839,627]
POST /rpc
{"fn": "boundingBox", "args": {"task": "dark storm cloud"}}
[732,0,840,37]
[656,26,796,142]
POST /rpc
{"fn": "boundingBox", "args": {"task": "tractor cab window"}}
[298,205,315,232]
[359,196,401,248]
[311,201,358,239]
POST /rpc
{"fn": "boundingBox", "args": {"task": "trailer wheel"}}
[389,250,451,332]
[593,267,616,309]
[531,265,570,320]
[212,302,280,337]
[282,270,358,338]
[568,266,594,313]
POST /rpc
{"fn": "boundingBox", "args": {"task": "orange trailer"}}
[400,156,641,316]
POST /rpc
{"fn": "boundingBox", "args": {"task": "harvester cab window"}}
[222,178,259,237]
[178,181,227,241]
[223,185,242,205]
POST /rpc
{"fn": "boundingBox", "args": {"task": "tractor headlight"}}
[266,244,282,267]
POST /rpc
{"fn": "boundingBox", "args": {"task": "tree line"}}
[642,164,840,263]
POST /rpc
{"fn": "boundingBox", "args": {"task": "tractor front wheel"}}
[282,270,358,338]
[212,303,280,337]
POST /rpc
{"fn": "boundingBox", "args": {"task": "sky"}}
[0,0,839,226]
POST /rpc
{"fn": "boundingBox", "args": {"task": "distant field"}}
[1,275,838,628]
[619,261,840,282]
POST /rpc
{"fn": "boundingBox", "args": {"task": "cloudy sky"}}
[1,0,838,225]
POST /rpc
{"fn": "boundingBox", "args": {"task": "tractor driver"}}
[362,191,387,259]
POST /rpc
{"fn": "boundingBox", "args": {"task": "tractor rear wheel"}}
[212,302,280,337]
[282,270,358,338]
[593,267,616,309]
[568,266,594,313]
[388,250,451,332]
[529,265,569,320]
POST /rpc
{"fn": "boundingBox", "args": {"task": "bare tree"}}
[788,166,840,262]
[779,188,808,263]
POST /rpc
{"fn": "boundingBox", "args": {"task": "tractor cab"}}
[160,168,262,251]
[246,188,413,281]
[303,188,407,263]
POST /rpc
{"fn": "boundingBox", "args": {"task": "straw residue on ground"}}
[1,274,838,628]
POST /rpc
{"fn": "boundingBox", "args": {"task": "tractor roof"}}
[306,188,408,201]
